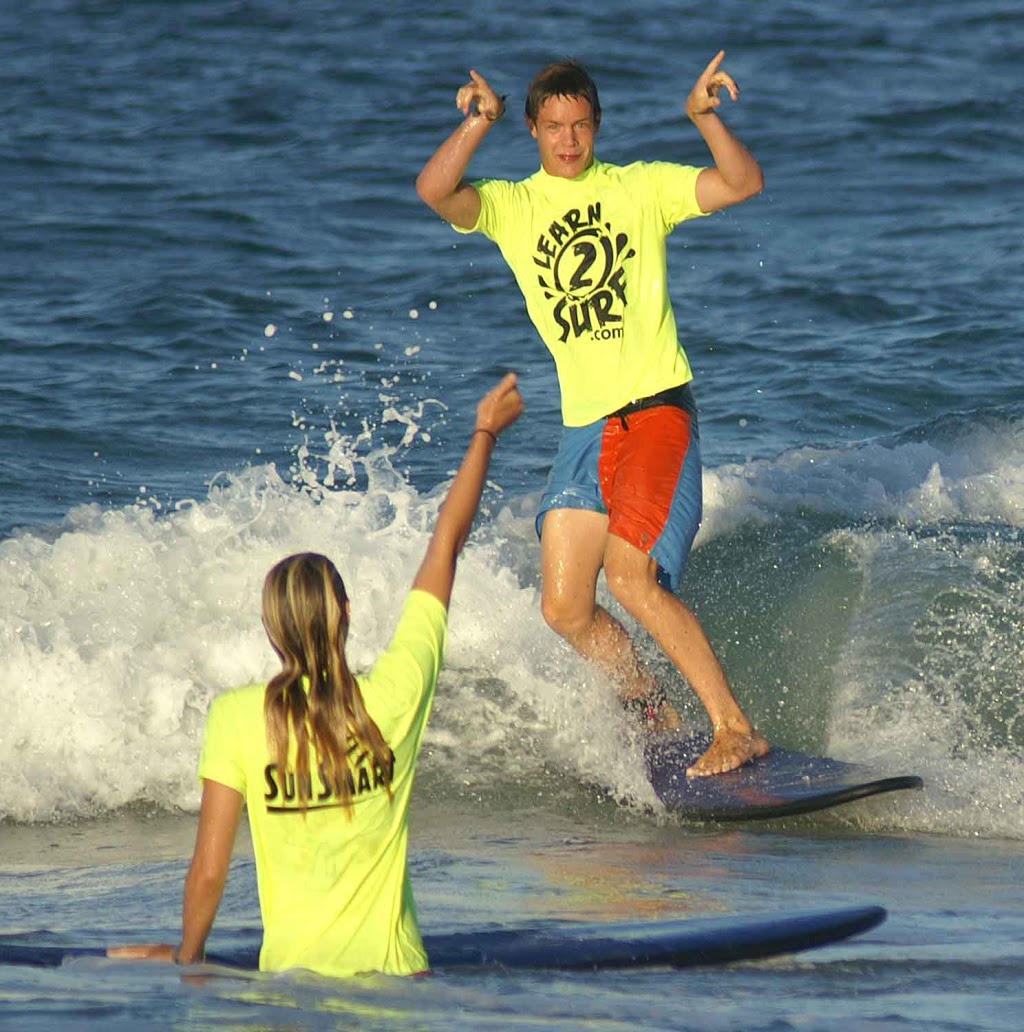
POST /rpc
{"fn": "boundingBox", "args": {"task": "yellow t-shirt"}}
[198,589,447,977]
[458,159,708,426]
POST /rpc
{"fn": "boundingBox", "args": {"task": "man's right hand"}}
[456,69,506,122]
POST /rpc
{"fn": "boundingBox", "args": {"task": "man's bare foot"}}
[686,728,769,777]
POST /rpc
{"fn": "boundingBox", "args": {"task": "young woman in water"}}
[110,373,523,976]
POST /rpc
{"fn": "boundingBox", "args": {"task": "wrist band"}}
[474,428,498,444]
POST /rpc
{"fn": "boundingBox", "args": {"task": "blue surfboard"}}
[0,905,885,972]
[646,734,923,821]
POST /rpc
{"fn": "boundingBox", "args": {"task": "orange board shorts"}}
[536,385,702,591]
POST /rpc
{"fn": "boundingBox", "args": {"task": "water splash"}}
[2,397,1022,835]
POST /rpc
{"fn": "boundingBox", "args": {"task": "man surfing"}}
[416,52,768,776]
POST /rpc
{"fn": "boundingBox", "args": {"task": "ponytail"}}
[261,553,392,813]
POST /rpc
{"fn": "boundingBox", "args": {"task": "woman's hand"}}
[107,943,177,963]
[475,372,524,439]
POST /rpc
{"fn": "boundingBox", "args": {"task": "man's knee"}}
[604,549,661,615]
[541,591,592,641]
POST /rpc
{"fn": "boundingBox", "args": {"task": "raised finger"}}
[488,374,519,412]
[469,69,493,93]
[700,49,726,81]
[481,374,523,426]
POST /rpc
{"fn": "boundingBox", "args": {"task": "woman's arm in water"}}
[176,779,243,963]
[412,372,523,607]
[107,779,242,965]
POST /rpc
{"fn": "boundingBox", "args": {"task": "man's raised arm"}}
[415,69,506,230]
[686,51,765,215]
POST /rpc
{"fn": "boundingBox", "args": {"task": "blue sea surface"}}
[1,1,1023,1028]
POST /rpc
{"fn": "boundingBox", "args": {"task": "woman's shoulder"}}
[218,680,266,700]
[207,682,266,720]
[405,588,448,618]
[360,591,448,721]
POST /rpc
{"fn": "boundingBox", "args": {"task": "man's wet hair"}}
[525,60,601,127]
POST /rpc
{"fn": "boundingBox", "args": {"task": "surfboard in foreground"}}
[0,905,886,972]
[646,734,923,821]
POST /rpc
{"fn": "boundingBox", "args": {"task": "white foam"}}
[701,414,1024,542]
[823,522,1024,838]
[0,455,654,823]
[697,416,1024,838]
[3,408,1021,830]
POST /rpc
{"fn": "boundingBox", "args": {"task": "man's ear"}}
[526,117,538,139]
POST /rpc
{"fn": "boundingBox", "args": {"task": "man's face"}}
[528,94,598,179]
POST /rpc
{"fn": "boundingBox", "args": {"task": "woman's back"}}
[199,589,447,976]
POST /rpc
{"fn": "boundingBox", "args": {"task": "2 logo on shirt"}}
[533,201,635,343]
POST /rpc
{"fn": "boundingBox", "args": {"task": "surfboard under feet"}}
[645,734,923,820]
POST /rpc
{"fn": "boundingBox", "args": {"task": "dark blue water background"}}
[1,1,1023,1028]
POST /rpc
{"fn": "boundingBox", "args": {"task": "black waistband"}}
[606,383,696,420]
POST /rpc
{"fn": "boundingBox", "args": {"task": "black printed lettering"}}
[568,300,594,337]
[264,764,279,801]
[533,236,555,269]
[553,297,572,342]
[589,289,621,326]
[608,266,627,305]
[317,766,331,801]
[568,241,598,293]
[549,221,569,247]
[263,746,398,813]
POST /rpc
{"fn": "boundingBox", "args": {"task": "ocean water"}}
[2,0,1023,1028]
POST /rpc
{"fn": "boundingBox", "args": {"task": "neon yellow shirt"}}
[198,589,447,977]
[457,160,708,426]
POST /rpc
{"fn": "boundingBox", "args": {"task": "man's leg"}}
[539,508,665,707]
[603,533,768,776]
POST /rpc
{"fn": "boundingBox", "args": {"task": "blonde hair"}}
[261,552,392,812]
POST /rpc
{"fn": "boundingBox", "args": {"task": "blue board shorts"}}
[536,384,703,592]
